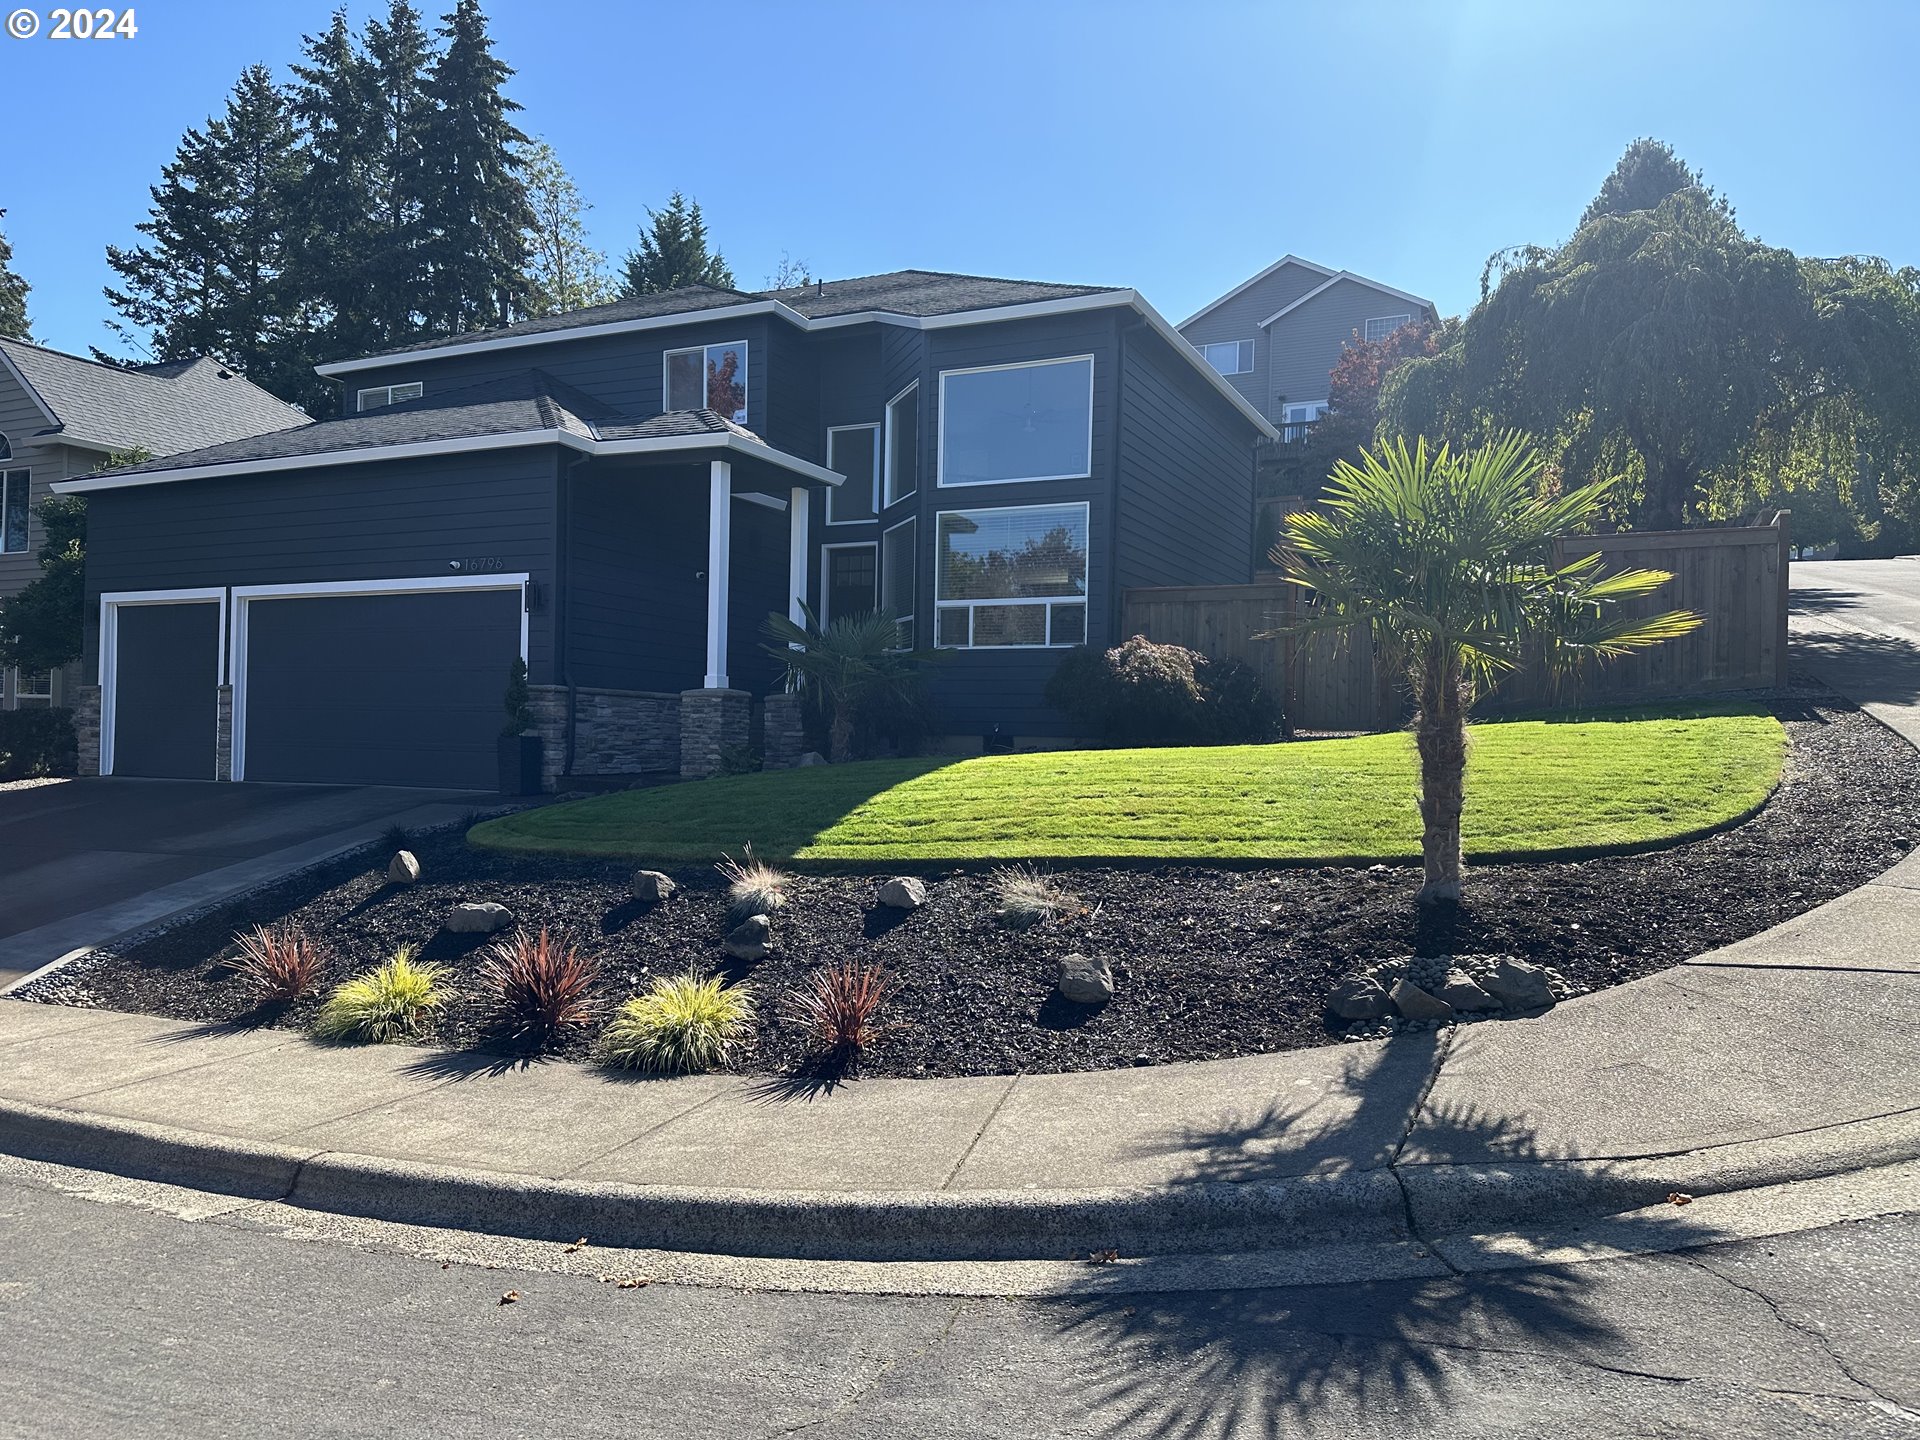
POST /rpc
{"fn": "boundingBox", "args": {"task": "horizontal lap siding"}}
[0,377,82,600]
[1178,262,1326,419]
[1267,278,1416,411]
[565,467,705,693]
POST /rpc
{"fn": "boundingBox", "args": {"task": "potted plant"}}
[497,658,544,795]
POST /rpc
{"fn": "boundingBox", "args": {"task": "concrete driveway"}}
[1791,557,1920,746]
[0,778,486,988]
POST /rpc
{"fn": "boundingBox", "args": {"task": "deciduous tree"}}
[520,138,614,317]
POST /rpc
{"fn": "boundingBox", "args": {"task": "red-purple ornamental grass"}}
[480,927,601,1052]
[789,959,899,1065]
[229,921,326,1001]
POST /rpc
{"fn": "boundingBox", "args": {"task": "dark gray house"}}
[56,271,1275,791]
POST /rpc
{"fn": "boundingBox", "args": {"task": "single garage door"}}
[241,588,522,789]
[111,601,221,779]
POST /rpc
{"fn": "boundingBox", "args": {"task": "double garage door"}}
[106,584,524,790]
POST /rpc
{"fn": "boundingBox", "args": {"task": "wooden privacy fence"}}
[1121,513,1792,733]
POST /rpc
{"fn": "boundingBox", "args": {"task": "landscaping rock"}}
[1436,969,1499,1012]
[724,913,773,961]
[1389,978,1454,1022]
[877,876,928,911]
[1056,952,1113,1005]
[1329,976,1394,1021]
[387,850,421,885]
[1483,957,1556,1012]
[630,869,677,904]
[798,751,828,767]
[446,901,513,935]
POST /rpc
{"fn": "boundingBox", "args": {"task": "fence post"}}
[1773,509,1792,690]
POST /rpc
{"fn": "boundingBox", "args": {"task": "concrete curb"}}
[5,1096,1916,1263]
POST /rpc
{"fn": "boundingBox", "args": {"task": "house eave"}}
[1257,272,1438,330]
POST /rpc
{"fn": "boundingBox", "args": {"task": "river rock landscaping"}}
[17,687,1920,1079]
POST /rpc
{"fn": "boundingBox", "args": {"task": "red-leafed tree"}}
[706,349,743,420]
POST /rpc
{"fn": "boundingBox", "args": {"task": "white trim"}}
[662,338,750,425]
[356,381,424,413]
[883,381,920,507]
[227,573,529,783]
[1363,313,1415,343]
[1194,338,1255,376]
[818,540,878,627]
[0,344,63,431]
[734,491,787,512]
[1257,272,1437,330]
[1175,254,1338,330]
[0,466,30,555]
[936,354,1095,489]
[704,460,731,689]
[1125,293,1279,439]
[824,422,881,525]
[932,500,1091,651]
[880,514,917,645]
[97,587,229,778]
[788,486,809,628]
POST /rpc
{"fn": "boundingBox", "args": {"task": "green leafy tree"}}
[621,192,734,296]
[0,209,30,341]
[1267,435,1700,903]
[519,138,614,316]
[763,604,926,763]
[0,495,87,675]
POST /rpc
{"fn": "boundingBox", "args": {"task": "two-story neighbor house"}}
[53,271,1275,790]
[1177,255,1437,436]
[0,338,307,709]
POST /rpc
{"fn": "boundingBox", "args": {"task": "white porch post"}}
[704,459,731,688]
[788,485,810,628]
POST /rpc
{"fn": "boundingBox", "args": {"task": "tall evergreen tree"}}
[1579,138,1714,227]
[361,0,435,344]
[620,192,734,296]
[420,0,534,333]
[0,210,30,341]
[102,65,310,404]
[519,138,613,317]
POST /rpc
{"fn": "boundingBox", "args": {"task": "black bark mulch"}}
[20,684,1919,1080]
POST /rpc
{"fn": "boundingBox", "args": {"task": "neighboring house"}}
[1177,255,1437,437]
[53,270,1275,790]
[0,339,307,710]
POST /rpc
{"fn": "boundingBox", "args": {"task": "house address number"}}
[451,556,509,574]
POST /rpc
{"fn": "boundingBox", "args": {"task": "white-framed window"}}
[0,431,11,460]
[355,382,424,412]
[8,667,52,708]
[664,339,749,424]
[881,515,917,646]
[1363,314,1414,343]
[1280,400,1327,440]
[1196,339,1255,376]
[820,541,878,626]
[883,381,919,507]
[934,502,1089,650]
[1,468,28,554]
[938,355,1094,488]
[825,424,880,525]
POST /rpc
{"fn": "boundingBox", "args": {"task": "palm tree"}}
[763,604,926,763]
[1268,434,1701,904]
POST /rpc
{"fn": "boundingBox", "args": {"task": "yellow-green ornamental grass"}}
[598,972,754,1074]
[313,946,449,1044]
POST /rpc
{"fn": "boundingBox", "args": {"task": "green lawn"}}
[468,708,1786,865]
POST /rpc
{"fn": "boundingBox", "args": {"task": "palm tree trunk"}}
[1413,650,1468,904]
[829,704,854,764]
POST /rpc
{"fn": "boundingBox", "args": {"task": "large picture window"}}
[881,516,917,647]
[934,503,1088,649]
[938,355,1093,487]
[884,382,918,506]
[664,340,748,424]
[1,469,28,554]
[825,424,879,524]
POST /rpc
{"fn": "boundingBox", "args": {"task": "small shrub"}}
[378,823,413,857]
[1198,655,1284,743]
[1044,636,1284,745]
[0,707,78,780]
[313,947,448,1044]
[228,921,325,1001]
[480,927,600,1052]
[598,971,754,1073]
[788,959,897,1063]
[716,844,788,921]
[717,741,762,776]
[992,864,1078,930]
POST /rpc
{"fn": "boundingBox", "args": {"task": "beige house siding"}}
[1178,260,1328,414]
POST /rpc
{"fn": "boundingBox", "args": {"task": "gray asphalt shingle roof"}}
[0,339,309,455]
[355,283,762,359]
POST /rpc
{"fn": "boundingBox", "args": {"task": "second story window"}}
[665,340,748,424]
[356,382,424,412]
[938,355,1093,487]
[1,468,28,554]
[1196,339,1254,376]
[1363,314,1414,343]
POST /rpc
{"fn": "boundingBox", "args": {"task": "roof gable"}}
[1176,255,1337,331]
[1257,271,1436,329]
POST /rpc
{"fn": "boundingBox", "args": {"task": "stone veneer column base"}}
[680,689,751,780]
[73,684,102,777]
[762,691,806,770]
[527,686,569,793]
[215,685,233,781]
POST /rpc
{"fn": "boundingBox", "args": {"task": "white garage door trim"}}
[230,574,530,783]
[98,587,229,778]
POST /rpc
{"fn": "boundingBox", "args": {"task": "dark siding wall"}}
[1114,323,1258,595]
[727,498,790,694]
[564,465,706,693]
[83,446,561,681]
[806,329,887,612]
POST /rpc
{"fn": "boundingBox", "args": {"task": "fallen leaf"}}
[1085,1249,1120,1266]
[499,1290,521,1305]
[616,1277,651,1290]
[1666,1191,1694,1206]
[563,1237,589,1254]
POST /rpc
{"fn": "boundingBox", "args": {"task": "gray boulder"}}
[387,850,421,885]
[724,913,772,961]
[630,869,677,904]
[1483,958,1555,1012]
[1389,978,1454,1022]
[1329,976,1394,1021]
[877,876,928,911]
[1436,969,1498,1012]
[798,751,829,767]
[1056,952,1114,1005]
[446,901,513,935]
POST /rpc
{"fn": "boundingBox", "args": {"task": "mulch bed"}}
[19,682,1920,1080]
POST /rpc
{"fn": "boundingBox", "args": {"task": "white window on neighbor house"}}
[938,355,1094,487]
[1,468,28,553]
[820,541,878,626]
[1363,314,1414,343]
[355,382,424,412]
[8,667,52,708]
[881,515,917,646]
[1196,339,1255,376]
[934,502,1089,650]
[1279,401,1327,442]
[884,381,919,506]
[825,424,880,525]
[664,340,749,424]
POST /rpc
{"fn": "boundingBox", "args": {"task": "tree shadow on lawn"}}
[1043,1031,1729,1438]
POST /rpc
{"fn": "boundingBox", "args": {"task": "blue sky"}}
[5,0,1917,360]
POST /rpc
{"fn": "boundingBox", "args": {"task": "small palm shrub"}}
[716,845,788,921]
[788,959,897,1063]
[228,921,326,1001]
[313,947,448,1044]
[598,972,754,1073]
[763,602,933,761]
[991,864,1078,930]
[480,927,600,1052]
